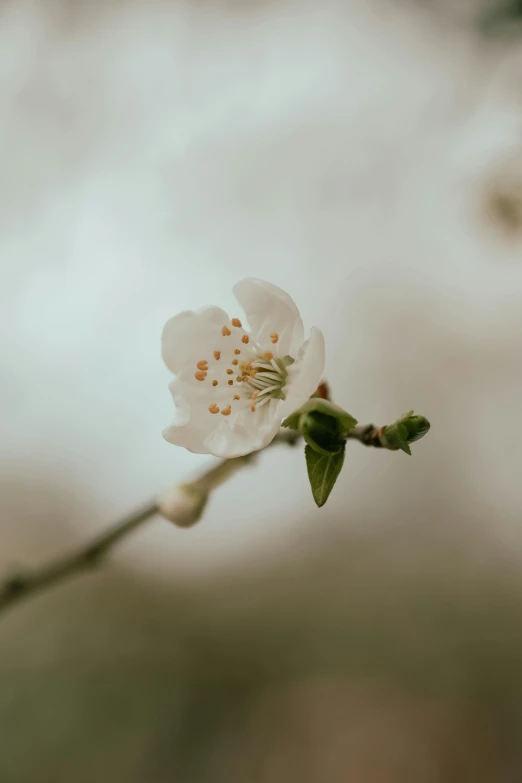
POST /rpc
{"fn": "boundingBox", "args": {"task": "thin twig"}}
[347,423,388,448]
[0,430,300,617]
[0,426,387,617]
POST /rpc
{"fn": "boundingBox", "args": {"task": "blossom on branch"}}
[162,278,325,458]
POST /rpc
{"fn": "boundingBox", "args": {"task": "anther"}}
[251,390,259,398]
[249,402,256,412]
[231,318,242,328]
[196,360,208,370]
[208,404,220,414]
[234,349,241,355]
[270,332,279,344]
[241,335,249,344]
[222,326,231,336]
[221,405,231,416]
[232,359,239,366]
[226,368,234,375]
[214,350,221,360]
[263,351,273,361]
[212,380,218,387]
[194,371,207,381]
[233,395,240,400]
[228,380,234,386]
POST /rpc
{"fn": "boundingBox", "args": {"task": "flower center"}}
[193,318,292,416]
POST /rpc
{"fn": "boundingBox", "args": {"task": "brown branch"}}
[0,431,300,617]
[0,425,387,618]
[347,423,389,448]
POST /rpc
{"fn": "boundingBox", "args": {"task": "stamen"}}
[254,371,281,380]
[233,395,240,400]
[270,332,279,344]
[234,349,241,355]
[222,326,231,336]
[196,360,208,370]
[194,371,207,381]
[255,395,270,409]
[226,368,234,375]
[228,380,234,386]
[231,318,242,328]
[241,335,250,344]
[221,405,231,416]
[212,380,218,387]
[270,358,281,373]
[232,359,239,366]
[214,350,221,360]
[263,351,273,361]
[257,384,280,397]
[236,375,243,382]
[208,403,220,414]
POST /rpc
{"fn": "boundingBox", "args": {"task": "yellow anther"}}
[232,359,239,366]
[231,318,242,328]
[234,349,241,355]
[233,395,240,400]
[241,335,249,344]
[196,360,208,370]
[212,380,218,387]
[226,368,234,375]
[228,380,234,386]
[263,351,273,361]
[244,360,253,370]
[249,402,256,412]
[251,390,259,398]
[221,405,231,416]
[222,326,231,336]
[236,375,243,382]
[214,350,221,360]
[194,371,207,381]
[270,332,279,344]
[208,403,220,414]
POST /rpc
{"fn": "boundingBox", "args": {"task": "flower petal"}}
[279,326,326,418]
[204,399,282,458]
[233,278,304,356]
[162,306,230,374]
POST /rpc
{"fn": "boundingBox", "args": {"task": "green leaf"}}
[305,444,346,507]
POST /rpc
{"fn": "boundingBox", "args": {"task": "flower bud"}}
[283,398,358,454]
[383,411,431,455]
[157,483,208,528]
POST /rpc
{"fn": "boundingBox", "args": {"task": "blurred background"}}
[1,0,522,779]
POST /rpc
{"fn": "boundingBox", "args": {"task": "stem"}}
[347,423,389,448]
[0,431,300,618]
[0,426,386,618]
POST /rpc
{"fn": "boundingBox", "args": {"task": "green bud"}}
[383,410,431,455]
[282,398,358,455]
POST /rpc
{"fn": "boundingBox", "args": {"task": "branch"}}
[347,423,388,448]
[0,424,398,618]
[0,431,299,617]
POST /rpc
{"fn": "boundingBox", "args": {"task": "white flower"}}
[162,278,325,458]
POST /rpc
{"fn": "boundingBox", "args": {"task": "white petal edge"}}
[279,326,326,418]
[233,278,304,356]
[162,306,230,374]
